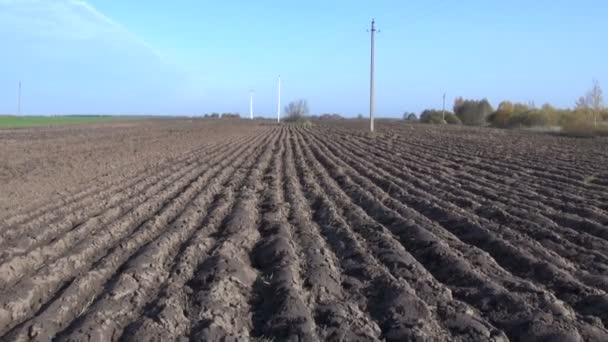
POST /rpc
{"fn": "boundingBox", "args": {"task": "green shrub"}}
[507,110,549,128]
[444,113,462,124]
[419,110,446,124]
[403,112,417,121]
[418,110,461,125]
[454,97,493,125]
[559,111,608,136]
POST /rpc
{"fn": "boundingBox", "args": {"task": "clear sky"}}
[1,0,607,117]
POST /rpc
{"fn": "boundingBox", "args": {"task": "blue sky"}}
[1,0,607,117]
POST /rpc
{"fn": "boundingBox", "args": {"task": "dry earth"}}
[0,119,607,341]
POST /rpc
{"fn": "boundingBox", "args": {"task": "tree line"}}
[405,80,607,135]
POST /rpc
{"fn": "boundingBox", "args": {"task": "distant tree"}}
[453,97,465,114]
[488,101,559,129]
[403,112,416,121]
[419,110,446,124]
[210,113,220,118]
[404,112,417,121]
[419,110,459,124]
[487,101,515,128]
[319,113,343,120]
[221,112,240,119]
[575,96,588,111]
[284,99,309,121]
[454,98,493,125]
[572,79,604,127]
[541,103,556,112]
[444,113,462,124]
[587,79,604,126]
[357,113,364,119]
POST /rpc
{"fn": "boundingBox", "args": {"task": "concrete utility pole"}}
[277,75,281,123]
[369,19,377,132]
[18,81,22,115]
[250,90,254,120]
[442,93,446,122]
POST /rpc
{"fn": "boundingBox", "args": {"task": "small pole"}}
[18,81,22,115]
[277,75,281,123]
[250,90,254,120]
[369,19,376,132]
[442,93,446,122]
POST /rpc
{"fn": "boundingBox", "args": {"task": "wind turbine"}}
[249,90,254,120]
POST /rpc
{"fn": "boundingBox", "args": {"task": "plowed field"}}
[1,120,607,341]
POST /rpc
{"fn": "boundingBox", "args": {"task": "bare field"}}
[1,119,607,341]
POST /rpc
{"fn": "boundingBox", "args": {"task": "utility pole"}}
[442,93,446,122]
[18,81,22,115]
[249,90,254,120]
[277,75,281,123]
[369,19,376,132]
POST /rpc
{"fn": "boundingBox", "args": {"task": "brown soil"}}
[1,119,607,341]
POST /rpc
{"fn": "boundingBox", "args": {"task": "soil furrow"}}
[0,150,204,263]
[282,129,382,341]
[118,130,282,341]
[0,132,271,338]
[334,131,608,284]
[248,129,318,341]
[321,129,608,324]
[302,127,608,341]
[362,129,608,222]
[350,133,608,261]
[50,130,279,342]
[2,119,606,341]
[182,129,280,341]
[0,133,254,241]
[375,129,608,208]
[118,170,246,340]
[298,129,509,340]
[347,128,608,225]
[378,124,605,184]
[0,130,256,231]
[0,135,257,290]
[291,130,454,341]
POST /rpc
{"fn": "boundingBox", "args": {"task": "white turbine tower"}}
[18,81,22,115]
[277,75,281,123]
[249,90,254,120]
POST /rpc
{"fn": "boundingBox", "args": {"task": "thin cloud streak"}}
[0,0,164,61]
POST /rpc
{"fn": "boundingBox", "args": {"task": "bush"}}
[506,110,549,128]
[488,101,558,129]
[419,110,445,124]
[419,110,460,124]
[487,101,514,128]
[403,112,417,121]
[284,99,309,122]
[454,97,493,125]
[444,113,462,124]
[319,113,344,120]
[221,113,240,119]
[559,111,608,136]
